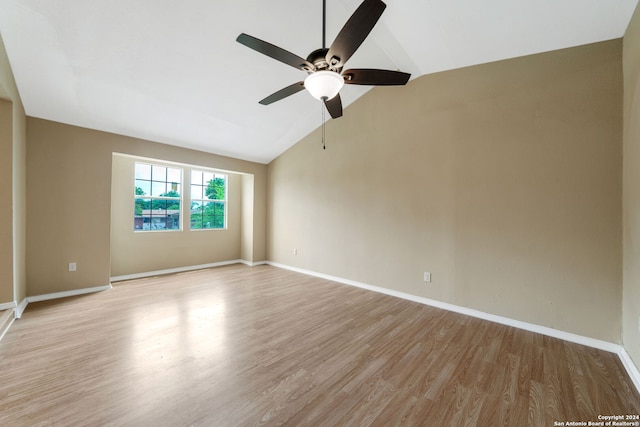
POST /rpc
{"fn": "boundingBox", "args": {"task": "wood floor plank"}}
[0,264,638,426]
[528,380,546,427]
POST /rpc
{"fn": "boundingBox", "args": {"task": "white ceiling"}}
[0,0,637,163]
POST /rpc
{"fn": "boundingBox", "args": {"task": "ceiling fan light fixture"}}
[304,70,344,101]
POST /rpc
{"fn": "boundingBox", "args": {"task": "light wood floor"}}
[0,265,638,426]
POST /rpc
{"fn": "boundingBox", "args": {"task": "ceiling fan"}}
[236,0,411,119]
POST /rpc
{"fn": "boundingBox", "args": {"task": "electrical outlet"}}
[68,262,77,272]
[423,272,431,283]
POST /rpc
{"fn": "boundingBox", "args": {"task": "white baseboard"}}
[15,298,27,318]
[267,261,640,394]
[110,259,247,282]
[0,301,16,311]
[26,284,112,304]
[618,348,640,393]
[240,260,268,267]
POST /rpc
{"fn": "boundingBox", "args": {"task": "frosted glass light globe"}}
[304,70,344,100]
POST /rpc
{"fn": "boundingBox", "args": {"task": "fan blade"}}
[343,68,410,86]
[259,82,306,105]
[326,0,386,69]
[324,93,343,119]
[237,33,314,71]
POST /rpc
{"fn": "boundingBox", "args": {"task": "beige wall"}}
[0,99,12,304]
[0,33,27,306]
[110,154,242,276]
[27,118,267,296]
[241,174,255,262]
[623,2,640,368]
[268,40,623,342]
[12,97,26,306]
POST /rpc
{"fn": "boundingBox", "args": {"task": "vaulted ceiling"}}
[0,0,637,163]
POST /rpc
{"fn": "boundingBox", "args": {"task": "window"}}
[190,170,226,229]
[134,163,182,231]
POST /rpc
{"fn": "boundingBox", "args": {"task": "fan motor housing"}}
[306,48,342,73]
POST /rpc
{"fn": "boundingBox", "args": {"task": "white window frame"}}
[190,170,227,231]
[134,162,183,232]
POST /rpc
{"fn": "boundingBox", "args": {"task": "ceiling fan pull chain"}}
[322,101,326,149]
